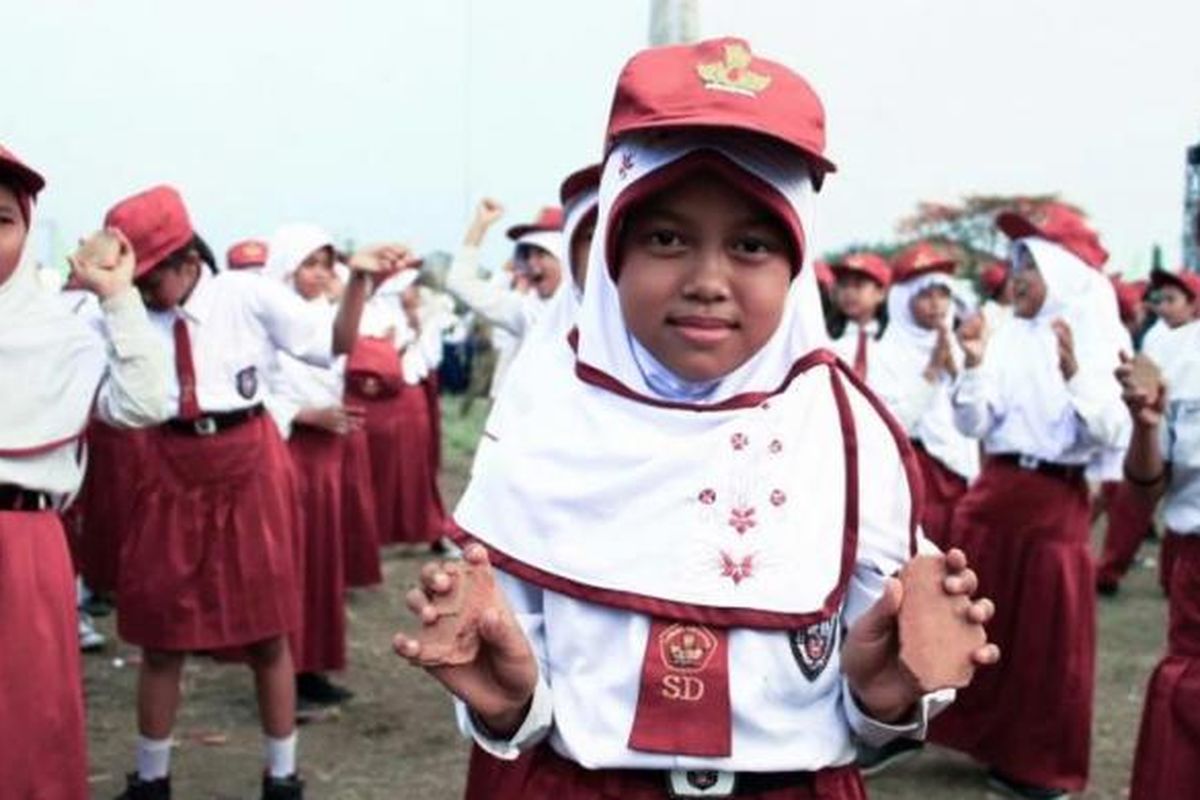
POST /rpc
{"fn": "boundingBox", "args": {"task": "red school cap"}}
[0,144,46,226]
[1149,266,1200,301]
[506,206,564,241]
[226,239,269,270]
[978,260,1009,299]
[605,37,836,189]
[890,241,957,284]
[996,202,1109,270]
[104,185,195,279]
[559,164,602,207]
[829,251,892,290]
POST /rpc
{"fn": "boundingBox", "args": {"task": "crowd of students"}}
[2,34,1195,800]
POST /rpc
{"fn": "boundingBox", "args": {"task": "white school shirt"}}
[146,268,334,416]
[951,343,1127,464]
[0,288,171,497]
[1159,400,1200,534]
[828,320,881,377]
[460,553,952,772]
[871,339,980,482]
[266,300,346,439]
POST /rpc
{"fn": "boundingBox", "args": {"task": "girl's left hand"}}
[841,548,999,724]
[348,243,422,279]
[69,228,136,300]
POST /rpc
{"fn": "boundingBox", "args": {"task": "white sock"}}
[264,732,298,779]
[135,735,172,781]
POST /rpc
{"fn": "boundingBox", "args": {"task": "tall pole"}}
[649,0,700,46]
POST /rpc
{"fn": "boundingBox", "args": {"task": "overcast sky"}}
[7,0,1199,274]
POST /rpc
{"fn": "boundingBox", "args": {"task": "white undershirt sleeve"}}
[93,287,172,427]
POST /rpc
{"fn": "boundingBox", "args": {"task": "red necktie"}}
[173,317,201,420]
[853,326,868,380]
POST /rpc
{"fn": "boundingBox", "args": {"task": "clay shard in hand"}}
[414,561,495,667]
[1128,353,1163,405]
[898,555,986,692]
[75,230,121,270]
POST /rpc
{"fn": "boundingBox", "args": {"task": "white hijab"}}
[454,132,914,627]
[0,201,106,454]
[265,223,334,286]
[527,183,599,343]
[879,270,974,378]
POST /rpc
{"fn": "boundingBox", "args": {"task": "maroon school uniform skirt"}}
[911,441,968,550]
[356,380,447,545]
[1130,535,1200,799]
[74,421,146,593]
[476,745,866,800]
[0,510,88,799]
[117,413,300,651]
[340,425,382,588]
[287,426,347,673]
[930,457,1094,791]
[1096,480,1156,589]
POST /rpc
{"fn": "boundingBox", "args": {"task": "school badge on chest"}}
[235,366,258,399]
[790,614,839,681]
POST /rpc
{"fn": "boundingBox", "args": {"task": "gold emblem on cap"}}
[696,43,772,97]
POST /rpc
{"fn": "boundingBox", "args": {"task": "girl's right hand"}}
[393,544,539,737]
[956,314,987,368]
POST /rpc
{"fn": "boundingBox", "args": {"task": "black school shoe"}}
[986,769,1069,799]
[296,672,354,705]
[114,773,170,800]
[262,772,305,800]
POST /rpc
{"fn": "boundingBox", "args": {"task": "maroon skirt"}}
[355,381,447,545]
[117,414,300,651]
[1096,480,1156,588]
[912,441,969,550]
[930,458,1094,791]
[471,744,866,800]
[340,425,382,588]
[74,421,146,593]
[0,510,88,799]
[288,427,347,673]
[1130,535,1200,799]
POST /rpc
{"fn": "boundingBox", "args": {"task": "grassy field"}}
[82,398,1166,799]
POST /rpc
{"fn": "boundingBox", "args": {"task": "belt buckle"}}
[1017,454,1040,471]
[667,769,736,798]
[193,416,219,436]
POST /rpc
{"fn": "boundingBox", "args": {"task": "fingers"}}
[404,586,439,625]
[967,597,995,624]
[943,548,968,571]
[852,577,903,642]
[392,632,423,662]
[971,643,1001,666]
[943,567,978,596]
[462,542,490,566]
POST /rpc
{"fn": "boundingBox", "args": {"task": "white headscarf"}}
[0,197,106,454]
[526,183,599,344]
[453,132,915,627]
[265,223,334,286]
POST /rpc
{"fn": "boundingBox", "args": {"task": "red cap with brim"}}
[1110,277,1142,323]
[104,185,195,280]
[996,202,1109,270]
[891,242,957,284]
[830,252,891,290]
[814,260,834,290]
[0,145,46,226]
[979,261,1009,299]
[1150,267,1200,301]
[606,38,836,189]
[227,239,269,270]
[559,164,602,207]
[506,206,564,241]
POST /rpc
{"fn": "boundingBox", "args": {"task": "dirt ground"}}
[83,400,1166,799]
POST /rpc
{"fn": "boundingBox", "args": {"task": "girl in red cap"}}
[1117,309,1200,799]
[871,243,980,550]
[394,38,997,800]
[826,252,891,381]
[105,185,413,800]
[0,145,171,800]
[932,223,1128,798]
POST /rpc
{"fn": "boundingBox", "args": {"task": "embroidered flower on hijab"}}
[730,432,749,450]
[698,488,717,505]
[618,152,635,180]
[719,551,755,585]
[728,505,757,534]
[770,489,787,507]
[768,439,783,454]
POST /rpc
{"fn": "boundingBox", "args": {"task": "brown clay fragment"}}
[898,554,986,692]
[414,561,495,667]
[75,229,122,270]
[1128,353,1163,407]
